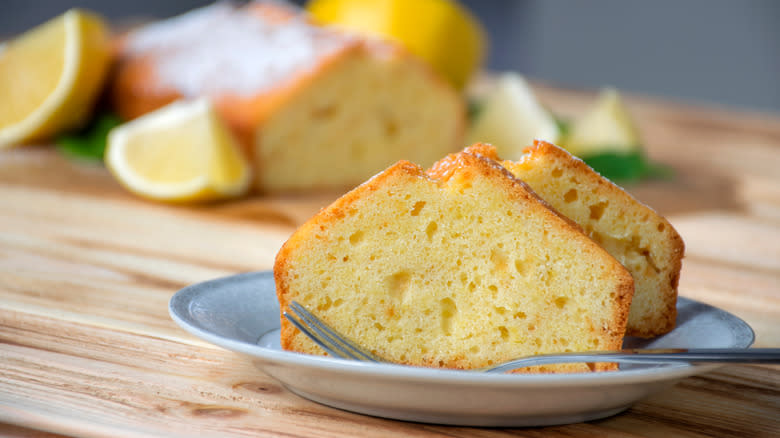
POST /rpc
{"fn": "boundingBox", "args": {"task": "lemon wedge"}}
[0,9,111,148]
[307,0,485,90]
[466,73,560,160]
[105,99,252,203]
[564,88,641,157]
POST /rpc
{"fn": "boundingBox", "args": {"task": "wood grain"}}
[1,85,779,437]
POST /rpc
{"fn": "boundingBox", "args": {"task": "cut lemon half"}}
[307,0,485,90]
[564,88,641,157]
[467,73,560,160]
[105,99,252,203]
[0,9,111,148]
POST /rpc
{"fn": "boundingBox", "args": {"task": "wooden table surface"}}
[1,84,778,437]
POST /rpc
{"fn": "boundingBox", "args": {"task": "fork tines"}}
[284,301,383,362]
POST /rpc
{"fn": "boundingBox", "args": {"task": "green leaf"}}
[581,149,673,183]
[56,113,122,161]
[467,97,484,122]
[553,116,571,139]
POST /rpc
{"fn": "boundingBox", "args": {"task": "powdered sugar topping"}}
[124,1,353,96]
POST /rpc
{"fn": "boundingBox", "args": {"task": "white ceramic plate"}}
[169,271,754,427]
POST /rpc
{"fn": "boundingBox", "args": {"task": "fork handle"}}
[484,348,780,373]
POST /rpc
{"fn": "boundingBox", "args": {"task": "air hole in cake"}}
[514,311,527,320]
[490,249,508,272]
[311,104,337,119]
[319,296,333,311]
[657,223,666,232]
[469,345,480,353]
[410,201,426,216]
[333,298,344,307]
[498,326,509,340]
[641,248,660,273]
[458,181,473,193]
[425,221,438,241]
[348,230,364,245]
[551,168,563,178]
[494,306,507,315]
[440,297,457,335]
[554,296,569,309]
[589,201,608,220]
[468,282,476,292]
[559,338,570,347]
[342,255,349,262]
[514,259,526,275]
[563,188,578,203]
[488,285,499,297]
[527,323,536,331]
[386,271,411,299]
[506,210,514,217]
[374,323,385,331]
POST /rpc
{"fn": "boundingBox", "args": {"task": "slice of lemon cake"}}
[474,140,684,337]
[275,149,634,372]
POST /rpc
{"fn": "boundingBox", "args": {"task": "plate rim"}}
[169,270,755,388]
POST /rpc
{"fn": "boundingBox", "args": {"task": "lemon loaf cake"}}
[473,141,684,337]
[275,149,634,372]
[110,1,465,193]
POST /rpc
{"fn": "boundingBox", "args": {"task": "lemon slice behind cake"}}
[466,73,560,160]
[564,88,641,157]
[0,9,111,147]
[105,99,251,203]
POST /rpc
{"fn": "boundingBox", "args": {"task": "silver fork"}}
[283,301,780,373]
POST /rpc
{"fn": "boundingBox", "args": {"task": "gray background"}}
[3,0,779,113]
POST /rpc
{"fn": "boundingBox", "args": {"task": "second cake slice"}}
[475,140,684,337]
